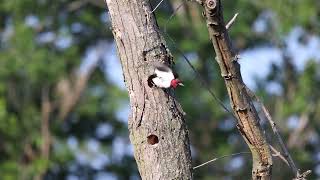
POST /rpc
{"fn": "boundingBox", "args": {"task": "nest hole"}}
[147,134,159,145]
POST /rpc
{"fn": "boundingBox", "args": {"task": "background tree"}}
[0,0,319,179]
[0,1,138,179]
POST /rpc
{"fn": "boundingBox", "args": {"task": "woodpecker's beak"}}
[178,82,184,86]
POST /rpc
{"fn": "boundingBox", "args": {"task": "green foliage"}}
[0,0,318,179]
[0,0,137,179]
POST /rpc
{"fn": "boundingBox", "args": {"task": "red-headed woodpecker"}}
[148,64,184,89]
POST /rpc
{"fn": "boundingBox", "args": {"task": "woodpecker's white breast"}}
[151,76,171,88]
[151,68,175,88]
[155,68,174,80]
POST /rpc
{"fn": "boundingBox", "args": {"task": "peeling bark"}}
[105,0,193,179]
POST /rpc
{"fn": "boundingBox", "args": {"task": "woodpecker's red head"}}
[170,79,184,89]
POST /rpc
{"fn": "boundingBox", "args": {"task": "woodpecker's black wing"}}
[154,64,172,73]
[147,74,157,87]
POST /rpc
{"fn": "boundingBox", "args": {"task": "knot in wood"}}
[236,106,247,112]
[232,54,241,62]
[254,164,271,177]
[206,0,216,9]
[222,73,235,80]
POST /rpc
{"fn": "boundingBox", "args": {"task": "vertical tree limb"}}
[41,87,51,161]
[197,0,273,179]
[34,87,52,180]
[105,0,193,179]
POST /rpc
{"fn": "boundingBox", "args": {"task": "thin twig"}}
[245,86,304,177]
[226,13,238,29]
[269,145,289,166]
[193,152,251,170]
[164,1,185,32]
[151,0,165,13]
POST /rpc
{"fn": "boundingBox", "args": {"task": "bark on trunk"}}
[105,0,193,179]
[198,0,273,179]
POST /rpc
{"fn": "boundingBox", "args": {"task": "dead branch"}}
[198,0,273,179]
[246,87,311,179]
[269,145,289,166]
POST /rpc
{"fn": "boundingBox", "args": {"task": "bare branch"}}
[193,152,250,170]
[198,0,272,178]
[269,145,289,166]
[246,87,311,179]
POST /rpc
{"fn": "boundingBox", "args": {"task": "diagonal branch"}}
[197,0,272,179]
[57,60,98,120]
[246,87,311,179]
[269,145,289,166]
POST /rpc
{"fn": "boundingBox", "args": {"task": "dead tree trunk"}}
[105,0,193,179]
[198,0,273,179]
